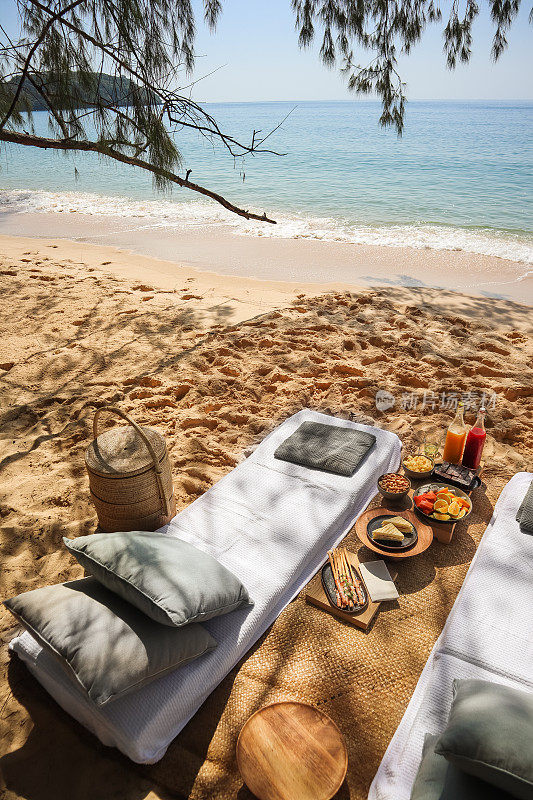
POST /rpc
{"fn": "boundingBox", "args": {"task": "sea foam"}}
[1,188,532,265]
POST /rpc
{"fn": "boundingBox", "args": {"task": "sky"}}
[190,0,533,102]
[1,0,532,102]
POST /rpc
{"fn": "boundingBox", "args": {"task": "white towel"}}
[10,409,401,764]
[359,560,399,602]
[369,472,533,800]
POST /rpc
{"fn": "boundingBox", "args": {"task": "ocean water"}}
[1,100,532,264]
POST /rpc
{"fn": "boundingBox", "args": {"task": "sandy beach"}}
[1,233,532,800]
[1,211,532,304]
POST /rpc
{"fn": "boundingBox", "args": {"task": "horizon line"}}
[195,97,533,104]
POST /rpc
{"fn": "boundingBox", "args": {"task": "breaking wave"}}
[1,188,532,265]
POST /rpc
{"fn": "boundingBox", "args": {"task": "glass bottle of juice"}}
[462,406,486,470]
[443,402,467,464]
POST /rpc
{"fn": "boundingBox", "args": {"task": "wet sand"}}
[1,211,531,303]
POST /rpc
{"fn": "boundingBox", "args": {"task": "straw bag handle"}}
[93,406,171,518]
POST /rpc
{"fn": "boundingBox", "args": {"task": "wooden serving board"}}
[305,549,397,630]
[355,508,433,559]
[236,701,348,800]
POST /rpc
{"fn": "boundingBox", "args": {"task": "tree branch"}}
[24,0,283,158]
[0,0,86,130]
[0,129,276,224]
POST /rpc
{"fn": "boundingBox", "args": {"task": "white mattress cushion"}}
[10,409,401,763]
[369,471,533,800]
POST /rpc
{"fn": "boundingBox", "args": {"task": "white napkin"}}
[359,560,399,602]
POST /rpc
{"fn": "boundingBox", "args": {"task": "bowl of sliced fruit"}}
[413,483,472,524]
[402,453,435,480]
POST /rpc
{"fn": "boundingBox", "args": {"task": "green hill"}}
[2,71,154,111]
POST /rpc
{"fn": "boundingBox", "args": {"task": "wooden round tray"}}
[236,701,348,800]
[355,507,433,559]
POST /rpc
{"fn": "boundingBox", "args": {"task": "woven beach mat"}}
[141,473,506,800]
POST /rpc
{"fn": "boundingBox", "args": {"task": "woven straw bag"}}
[85,406,176,532]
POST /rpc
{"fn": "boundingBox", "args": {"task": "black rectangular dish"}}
[431,461,481,492]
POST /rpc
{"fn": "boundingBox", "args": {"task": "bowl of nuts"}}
[377,472,411,502]
[402,453,435,480]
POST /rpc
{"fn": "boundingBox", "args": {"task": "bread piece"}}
[372,523,404,542]
[386,517,413,533]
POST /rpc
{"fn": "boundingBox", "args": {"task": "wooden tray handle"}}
[93,406,171,518]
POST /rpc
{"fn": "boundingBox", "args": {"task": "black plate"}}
[414,482,472,525]
[367,514,418,552]
[321,562,368,614]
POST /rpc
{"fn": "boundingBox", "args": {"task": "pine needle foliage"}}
[0,0,279,221]
[292,0,525,134]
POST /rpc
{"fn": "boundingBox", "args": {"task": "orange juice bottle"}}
[443,402,467,464]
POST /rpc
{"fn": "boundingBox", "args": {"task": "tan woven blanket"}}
[140,478,503,800]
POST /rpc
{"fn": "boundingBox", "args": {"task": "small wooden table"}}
[355,507,434,557]
[236,701,348,800]
[369,469,482,545]
[409,476,481,544]
[375,485,456,544]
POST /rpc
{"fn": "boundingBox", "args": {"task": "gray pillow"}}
[516,479,533,533]
[4,578,217,706]
[64,531,251,627]
[274,421,376,476]
[435,679,533,800]
[411,734,514,800]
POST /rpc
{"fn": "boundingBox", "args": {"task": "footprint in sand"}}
[504,386,533,400]
[184,468,214,485]
[361,354,388,365]
[506,330,528,344]
[172,385,191,401]
[123,376,162,388]
[331,364,364,377]
[144,398,177,409]
[181,417,219,430]
[220,411,250,425]
[483,341,512,356]
[132,284,154,292]
[128,388,154,400]
[218,365,240,377]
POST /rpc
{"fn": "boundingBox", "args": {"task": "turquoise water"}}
[1,101,532,262]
